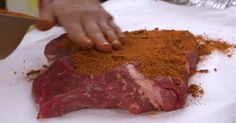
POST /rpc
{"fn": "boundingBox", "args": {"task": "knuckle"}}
[82,14,97,23]
[86,24,101,33]
[110,22,119,29]
[82,10,94,16]
[100,13,113,21]
[106,29,116,36]
[81,8,102,17]
[102,11,112,17]
[113,26,121,32]
[93,32,104,38]
[64,9,79,17]
[50,1,62,9]
[100,23,110,30]
[69,31,84,40]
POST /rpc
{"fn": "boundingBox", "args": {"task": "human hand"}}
[37,0,125,52]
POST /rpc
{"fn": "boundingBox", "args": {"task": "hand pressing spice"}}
[38,0,125,52]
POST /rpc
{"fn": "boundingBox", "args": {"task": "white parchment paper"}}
[0,0,236,123]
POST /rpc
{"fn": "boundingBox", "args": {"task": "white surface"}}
[0,0,236,123]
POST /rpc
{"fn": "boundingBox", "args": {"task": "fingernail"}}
[36,20,54,31]
[98,43,112,52]
[112,40,122,50]
[102,42,110,45]
[113,40,120,43]
[82,39,93,49]
[113,40,121,45]
[120,37,127,44]
[85,39,92,43]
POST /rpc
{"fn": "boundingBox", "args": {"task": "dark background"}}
[0,0,6,9]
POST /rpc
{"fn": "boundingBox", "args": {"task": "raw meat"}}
[33,29,199,118]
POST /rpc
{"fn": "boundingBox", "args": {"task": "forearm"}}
[40,0,107,10]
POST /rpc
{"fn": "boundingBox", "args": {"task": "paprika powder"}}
[72,29,198,82]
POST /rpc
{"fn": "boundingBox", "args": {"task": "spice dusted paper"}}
[0,0,236,123]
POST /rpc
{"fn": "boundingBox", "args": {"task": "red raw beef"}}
[33,30,199,118]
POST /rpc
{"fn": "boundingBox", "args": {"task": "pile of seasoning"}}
[72,29,198,83]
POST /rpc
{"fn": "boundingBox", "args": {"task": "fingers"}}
[37,5,55,31]
[63,22,93,50]
[98,19,122,50]
[36,20,55,31]
[84,20,112,52]
[38,0,125,52]
[109,20,126,44]
[64,18,123,52]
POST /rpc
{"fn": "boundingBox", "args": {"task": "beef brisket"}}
[33,29,199,118]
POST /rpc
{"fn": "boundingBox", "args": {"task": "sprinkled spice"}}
[188,84,204,98]
[42,64,48,69]
[198,69,209,73]
[214,68,217,72]
[190,69,209,75]
[197,36,235,57]
[27,69,41,77]
[26,65,48,80]
[227,54,232,58]
[190,69,198,75]
[191,36,235,76]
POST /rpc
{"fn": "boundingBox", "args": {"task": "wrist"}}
[39,0,52,10]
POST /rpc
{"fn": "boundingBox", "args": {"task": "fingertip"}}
[111,40,122,50]
[119,36,126,44]
[116,30,126,44]
[83,39,94,49]
[95,42,113,52]
[36,20,54,31]
[109,20,126,44]
[98,21,123,50]
[38,5,55,31]
[73,38,94,50]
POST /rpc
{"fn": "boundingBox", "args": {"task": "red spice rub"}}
[72,29,198,82]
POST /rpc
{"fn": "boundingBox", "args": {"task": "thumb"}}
[36,6,55,31]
